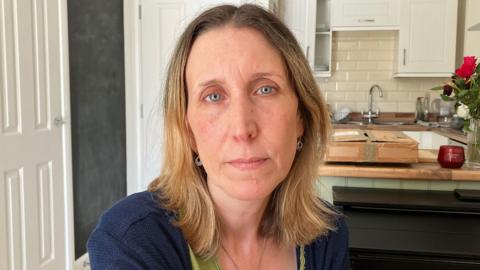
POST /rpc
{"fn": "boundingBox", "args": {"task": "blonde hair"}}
[148,4,336,259]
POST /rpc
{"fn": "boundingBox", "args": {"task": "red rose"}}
[455,56,477,79]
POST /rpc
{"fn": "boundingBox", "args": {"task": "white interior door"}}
[0,0,73,269]
[137,0,275,191]
[140,0,188,189]
[139,0,250,189]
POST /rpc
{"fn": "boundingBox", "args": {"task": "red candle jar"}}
[437,145,465,169]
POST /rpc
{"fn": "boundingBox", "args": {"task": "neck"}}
[208,182,270,247]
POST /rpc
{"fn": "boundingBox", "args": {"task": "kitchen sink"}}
[374,121,408,126]
[341,120,409,126]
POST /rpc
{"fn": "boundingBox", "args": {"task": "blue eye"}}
[205,92,222,102]
[257,86,274,95]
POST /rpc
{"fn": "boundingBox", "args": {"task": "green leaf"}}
[476,62,480,74]
[455,78,466,89]
[458,90,469,98]
[450,82,461,91]
[440,94,455,101]
[430,86,443,90]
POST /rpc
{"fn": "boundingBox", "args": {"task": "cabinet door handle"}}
[358,19,375,23]
[306,45,310,60]
[403,49,406,65]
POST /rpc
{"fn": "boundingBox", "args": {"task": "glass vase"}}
[466,118,480,168]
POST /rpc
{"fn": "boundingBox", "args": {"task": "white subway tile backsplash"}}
[376,81,398,91]
[346,71,369,81]
[347,51,369,61]
[318,31,446,113]
[335,61,357,71]
[397,102,416,112]
[336,40,359,50]
[334,82,356,92]
[356,61,377,71]
[397,79,422,91]
[377,102,398,112]
[387,92,412,101]
[376,61,393,70]
[355,102,369,112]
[355,81,397,92]
[367,71,392,81]
[325,91,345,101]
[358,40,380,50]
[332,51,348,61]
[331,71,349,81]
[334,102,358,111]
[318,81,335,92]
[378,40,395,50]
[368,51,394,61]
[344,92,367,101]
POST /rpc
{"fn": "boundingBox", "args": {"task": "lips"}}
[227,157,268,169]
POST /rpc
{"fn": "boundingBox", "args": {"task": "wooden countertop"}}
[319,123,478,181]
[318,161,480,181]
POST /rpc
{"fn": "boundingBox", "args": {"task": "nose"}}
[228,95,258,142]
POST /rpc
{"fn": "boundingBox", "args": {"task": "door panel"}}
[0,0,71,269]
[398,0,457,74]
[139,0,246,188]
[140,0,188,187]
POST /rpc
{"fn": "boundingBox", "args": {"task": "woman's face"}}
[185,26,303,201]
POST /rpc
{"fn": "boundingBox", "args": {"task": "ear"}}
[185,117,198,152]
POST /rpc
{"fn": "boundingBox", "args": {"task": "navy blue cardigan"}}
[87,191,350,270]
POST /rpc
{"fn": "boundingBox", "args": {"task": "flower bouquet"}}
[432,56,480,168]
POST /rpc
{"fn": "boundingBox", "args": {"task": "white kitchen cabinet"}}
[282,0,332,77]
[394,0,458,77]
[331,0,400,30]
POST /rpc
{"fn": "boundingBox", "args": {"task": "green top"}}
[189,245,305,270]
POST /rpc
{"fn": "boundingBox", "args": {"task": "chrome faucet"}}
[362,84,383,124]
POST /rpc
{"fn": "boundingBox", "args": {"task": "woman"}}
[88,4,349,270]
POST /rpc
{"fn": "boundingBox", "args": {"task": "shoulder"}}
[304,202,350,270]
[87,191,191,269]
[93,191,175,239]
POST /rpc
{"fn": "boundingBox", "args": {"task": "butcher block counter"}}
[318,161,480,181]
[317,123,480,181]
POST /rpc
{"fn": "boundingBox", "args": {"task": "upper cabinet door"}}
[396,0,457,76]
[281,0,316,64]
[332,0,399,30]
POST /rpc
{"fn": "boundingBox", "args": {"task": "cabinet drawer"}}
[332,0,399,29]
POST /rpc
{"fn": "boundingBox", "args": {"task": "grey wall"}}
[67,0,126,258]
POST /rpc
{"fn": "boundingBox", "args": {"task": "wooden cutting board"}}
[326,129,419,163]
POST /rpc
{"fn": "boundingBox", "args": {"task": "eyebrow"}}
[197,72,282,88]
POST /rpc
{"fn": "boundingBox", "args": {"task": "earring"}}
[194,155,203,166]
[296,138,303,151]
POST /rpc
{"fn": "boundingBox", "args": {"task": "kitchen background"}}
[1,0,479,269]
[318,0,480,113]
[320,30,445,113]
